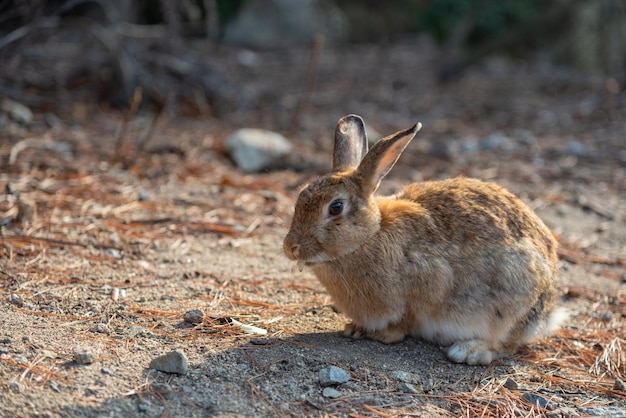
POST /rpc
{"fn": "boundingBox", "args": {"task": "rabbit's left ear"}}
[357,122,422,194]
[333,114,368,171]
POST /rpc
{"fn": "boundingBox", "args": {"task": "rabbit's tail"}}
[523,307,569,343]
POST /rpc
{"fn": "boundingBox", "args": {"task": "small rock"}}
[149,349,188,375]
[577,406,626,417]
[74,348,95,365]
[322,387,342,398]
[397,382,420,394]
[503,377,519,390]
[183,309,204,325]
[224,128,293,173]
[250,338,269,345]
[522,392,550,409]
[10,382,24,392]
[10,294,24,307]
[391,370,419,385]
[107,249,122,260]
[138,189,150,201]
[600,311,613,322]
[614,378,626,391]
[546,407,579,418]
[1,97,33,125]
[319,365,350,387]
[151,382,172,393]
[91,324,109,334]
[127,326,151,338]
[101,367,116,376]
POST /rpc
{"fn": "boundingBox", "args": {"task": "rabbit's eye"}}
[328,200,344,217]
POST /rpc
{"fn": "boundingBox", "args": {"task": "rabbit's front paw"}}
[447,340,496,365]
[343,322,366,339]
[343,322,406,344]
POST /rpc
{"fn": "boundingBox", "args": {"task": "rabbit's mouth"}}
[295,254,334,271]
[296,259,325,271]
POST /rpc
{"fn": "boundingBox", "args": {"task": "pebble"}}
[503,377,519,390]
[91,324,109,334]
[73,348,95,365]
[10,294,24,307]
[127,326,151,338]
[322,387,342,398]
[397,382,420,394]
[10,382,24,392]
[614,378,626,391]
[577,406,626,417]
[1,97,33,125]
[319,365,351,387]
[391,370,419,385]
[522,392,551,409]
[224,128,293,173]
[149,349,188,375]
[600,311,613,322]
[183,309,204,325]
[49,380,61,392]
[101,367,116,376]
[546,407,578,418]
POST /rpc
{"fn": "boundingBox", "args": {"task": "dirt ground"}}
[1,38,625,417]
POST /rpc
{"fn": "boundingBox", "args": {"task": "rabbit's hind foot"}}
[447,340,503,365]
[343,322,407,344]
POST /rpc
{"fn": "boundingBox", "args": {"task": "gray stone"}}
[149,349,188,375]
[224,128,293,173]
[73,348,95,365]
[127,326,152,338]
[397,382,420,394]
[503,377,518,390]
[522,392,551,409]
[322,387,342,398]
[615,378,626,391]
[546,407,579,418]
[183,309,204,325]
[1,98,33,125]
[577,406,626,417]
[391,370,419,385]
[10,294,24,307]
[91,324,109,334]
[319,365,350,387]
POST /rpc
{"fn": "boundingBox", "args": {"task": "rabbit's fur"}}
[283,115,563,365]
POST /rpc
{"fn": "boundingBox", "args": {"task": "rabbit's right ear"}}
[357,122,421,195]
[333,114,368,171]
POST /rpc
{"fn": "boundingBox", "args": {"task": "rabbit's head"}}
[284,115,421,265]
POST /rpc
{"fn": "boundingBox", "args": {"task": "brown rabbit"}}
[283,114,564,365]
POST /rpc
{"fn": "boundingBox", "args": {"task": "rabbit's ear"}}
[333,114,368,171]
[357,122,422,194]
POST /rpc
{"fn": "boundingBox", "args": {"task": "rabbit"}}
[283,114,564,365]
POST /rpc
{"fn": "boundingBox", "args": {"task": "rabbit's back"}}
[396,177,558,269]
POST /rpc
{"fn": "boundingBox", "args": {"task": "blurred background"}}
[1,0,624,120]
[0,0,625,180]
